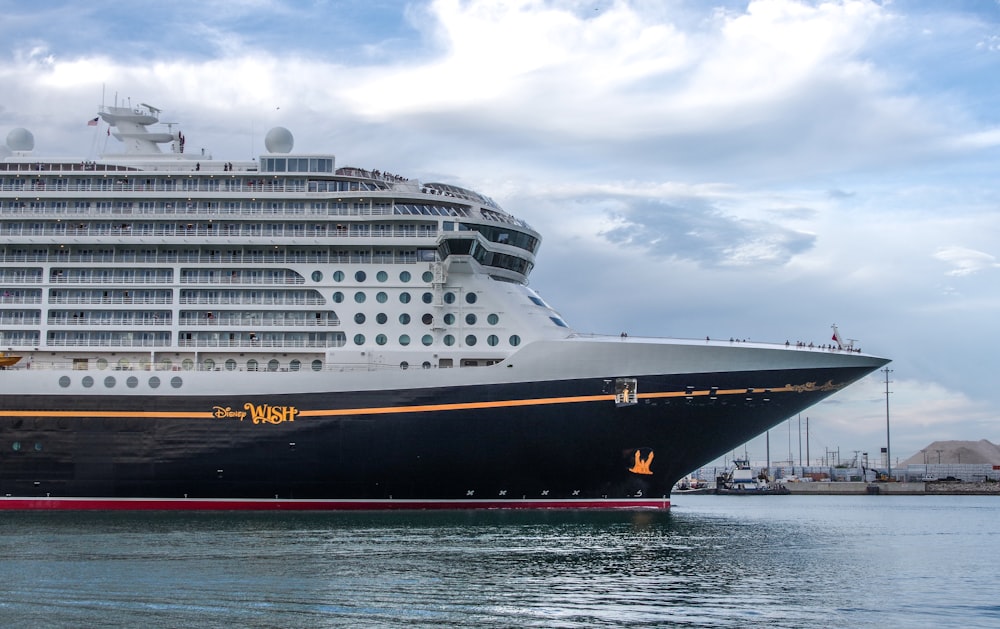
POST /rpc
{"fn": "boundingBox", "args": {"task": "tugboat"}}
[715,459,789,494]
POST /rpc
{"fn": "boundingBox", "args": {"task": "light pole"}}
[882,368,893,479]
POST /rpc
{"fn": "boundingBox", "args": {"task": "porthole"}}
[289,359,301,371]
[354,334,365,345]
[465,335,477,346]
[422,361,431,369]
[376,270,388,282]
[509,335,521,346]
[400,271,411,282]
[149,376,161,388]
[182,358,194,371]
[421,292,433,304]
[104,376,116,388]
[444,292,456,304]
[488,334,499,347]
[225,359,237,371]
[422,334,433,346]
[443,313,455,325]
[267,359,280,371]
[311,270,323,282]
[376,313,388,324]
[376,334,387,346]
[96,358,108,370]
[422,271,434,283]
[355,270,367,282]
[354,313,366,324]
[311,359,323,371]
[333,291,345,303]
[34,442,42,452]
[354,291,366,303]
[170,376,183,389]
[82,376,94,388]
[126,376,139,388]
[399,292,411,304]
[399,334,411,346]
[11,442,20,452]
[204,358,215,371]
[247,359,259,371]
[333,270,345,282]
[58,376,71,388]
[421,313,433,325]
[466,292,478,304]
[400,361,409,370]
[159,358,172,370]
[399,313,411,325]
[118,358,131,369]
[444,334,455,346]
[488,313,499,325]
[466,313,477,325]
[376,291,388,303]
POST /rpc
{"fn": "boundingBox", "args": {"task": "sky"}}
[2,0,999,468]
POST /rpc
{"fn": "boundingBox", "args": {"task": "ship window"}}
[400,361,409,370]
[333,271,345,282]
[104,376,116,388]
[333,292,344,303]
[444,313,455,325]
[399,271,411,283]
[399,313,411,325]
[127,376,139,388]
[550,317,568,328]
[376,313,388,324]
[444,334,455,346]
[466,314,477,325]
[58,376,71,388]
[466,293,477,304]
[422,271,434,283]
[311,271,323,282]
[399,334,411,346]
[376,334,387,345]
[354,313,366,324]
[289,360,301,371]
[354,292,366,303]
[421,313,433,325]
[444,292,456,304]
[355,271,367,282]
[225,359,236,371]
[268,359,280,371]
[354,334,365,346]
[96,358,108,370]
[247,359,259,372]
[311,359,323,371]
[11,442,20,452]
[376,292,388,303]
[376,271,388,282]
[182,359,194,371]
[615,378,638,406]
[509,335,521,346]
[149,376,161,388]
[399,292,411,304]
[422,334,433,346]
[422,292,433,304]
[465,335,477,346]
[82,376,94,388]
[487,335,499,346]
[204,359,215,371]
[171,377,183,389]
[488,313,499,325]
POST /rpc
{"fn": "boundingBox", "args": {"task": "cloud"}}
[933,246,1000,276]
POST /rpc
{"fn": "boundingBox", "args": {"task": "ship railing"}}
[47,318,172,326]
[177,319,341,327]
[0,226,438,239]
[569,332,866,354]
[0,297,43,304]
[48,296,174,305]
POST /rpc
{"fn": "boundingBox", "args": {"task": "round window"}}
[376,334,387,345]
[488,313,499,325]
[444,334,455,346]
[82,376,94,388]
[421,313,433,325]
[311,359,323,371]
[421,292,433,304]
[354,313,366,324]
[247,359,259,372]
[333,270,345,282]
[422,271,434,283]
[465,335,477,346]
[376,313,388,324]
[376,271,388,282]
[355,270,367,282]
[289,359,301,371]
[311,270,323,282]
[466,292,478,304]
[225,359,237,371]
[268,359,280,371]
[444,313,455,325]
[182,358,194,371]
[376,291,388,303]
[149,376,161,388]
[399,292,411,304]
[488,334,499,346]
[466,313,477,325]
[127,376,139,388]
[104,376,116,388]
[399,313,411,325]
[399,334,411,346]
[170,376,183,389]
[58,376,71,388]
[444,292,456,304]
[422,334,433,346]
[509,335,521,346]
[96,358,108,370]
[354,291,366,303]
[333,291,345,303]
[399,271,411,282]
[354,334,365,345]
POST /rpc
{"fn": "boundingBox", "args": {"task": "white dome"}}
[264,126,294,153]
[6,127,34,151]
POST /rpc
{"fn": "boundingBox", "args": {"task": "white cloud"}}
[933,246,1000,277]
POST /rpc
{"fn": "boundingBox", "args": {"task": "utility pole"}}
[805,416,810,467]
[798,413,802,467]
[882,367,893,479]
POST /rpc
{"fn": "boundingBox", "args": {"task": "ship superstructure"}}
[0,103,889,510]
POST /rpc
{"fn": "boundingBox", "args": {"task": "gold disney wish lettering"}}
[212,403,299,424]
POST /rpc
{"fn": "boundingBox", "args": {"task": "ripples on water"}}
[1,496,998,628]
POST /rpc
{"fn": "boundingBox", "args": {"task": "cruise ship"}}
[0,102,889,510]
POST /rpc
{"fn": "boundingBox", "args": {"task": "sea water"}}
[0,495,997,628]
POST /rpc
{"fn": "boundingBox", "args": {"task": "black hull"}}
[0,365,876,509]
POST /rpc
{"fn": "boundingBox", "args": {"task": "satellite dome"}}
[6,128,34,152]
[264,126,294,154]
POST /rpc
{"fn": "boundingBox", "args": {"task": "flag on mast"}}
[831,324,843,349]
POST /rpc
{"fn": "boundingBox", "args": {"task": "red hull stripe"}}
[0,496,669,511]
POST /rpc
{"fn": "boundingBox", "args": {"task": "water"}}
[1,495,997,628]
